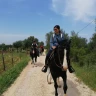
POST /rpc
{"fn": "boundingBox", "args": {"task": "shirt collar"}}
[55,33,60,36]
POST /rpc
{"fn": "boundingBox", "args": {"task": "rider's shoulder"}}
[52,32,64,38]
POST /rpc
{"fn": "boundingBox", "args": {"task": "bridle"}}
[54,46,64,69]
[31,47,36,54]
[48,38,68,69]
[48,46,65,69]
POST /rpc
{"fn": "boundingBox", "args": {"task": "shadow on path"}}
[51,79,81,96]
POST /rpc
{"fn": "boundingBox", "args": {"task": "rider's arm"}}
[53,43,58,47]
[50,35,58,50]
[31,44,33,48]
[36,44,38,47]
[50,35,54,48]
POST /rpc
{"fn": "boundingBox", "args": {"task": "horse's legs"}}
[47,72,52,84]
[57,77,61,88]
[32,56,34,64]
[62,73,68,96]
[35,56,37,62]
[31,56,34,64]
[31,58,32,64]
[53,77,58,96]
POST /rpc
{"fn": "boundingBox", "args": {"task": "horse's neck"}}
[63,49,68,67]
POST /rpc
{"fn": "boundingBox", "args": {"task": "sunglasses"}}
[54,28,58,31]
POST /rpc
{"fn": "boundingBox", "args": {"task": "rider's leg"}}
[66,48,75,73]
[42,50,52,73]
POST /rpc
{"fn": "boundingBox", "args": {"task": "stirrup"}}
[42,66,47,73]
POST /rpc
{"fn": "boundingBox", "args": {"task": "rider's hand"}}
[52,46,56,49]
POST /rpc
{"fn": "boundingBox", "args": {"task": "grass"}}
[72,63,96,91]
[0,52,28,74]
[0,52,30,95]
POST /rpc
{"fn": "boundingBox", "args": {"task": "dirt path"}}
[2,56,96,96]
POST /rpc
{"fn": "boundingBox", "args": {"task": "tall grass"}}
[73,63,96,91]
[0,55,30,95]
[0,52,27,74]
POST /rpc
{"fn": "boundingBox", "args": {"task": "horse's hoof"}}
[55,94,58,96]
[58,85,61,88]
[48,82,51,84]
[64,94,67,96]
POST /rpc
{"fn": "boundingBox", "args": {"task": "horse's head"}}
[54,39,71,70]
[58,39,71,50]
[30,47,35,54]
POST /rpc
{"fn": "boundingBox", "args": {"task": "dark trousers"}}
[66,47,71,67]
[45,48,71,68]
[45,50,53,66]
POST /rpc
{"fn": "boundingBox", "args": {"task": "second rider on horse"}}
[32,40,39,57]
[42,25,75,73]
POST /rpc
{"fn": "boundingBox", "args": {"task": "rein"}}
[47,47,63,69]
[54,47,63,69]
[48,38,67,69]
[31,48,36,54]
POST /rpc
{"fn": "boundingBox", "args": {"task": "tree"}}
[46,31,53,51]
[38,41,44,47]
[13,41,23,52]
[89,33,96,51]
[70,31,87,64]
[0,43,6,51]
[23,36,39,49]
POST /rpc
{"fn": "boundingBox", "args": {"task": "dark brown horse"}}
[48,39,71,96]
[39,47,44,55]
[30,48,38,64]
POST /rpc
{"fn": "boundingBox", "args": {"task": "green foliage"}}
[13,41,23,52]
[12,36,44,50]
[46,31,53,51]
[73,63,96,91]
[0,44,12,51]
[70,31,96,91]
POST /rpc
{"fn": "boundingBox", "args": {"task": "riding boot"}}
[42,58,48,73]
[42,50,52,73]
[67,59,75,73]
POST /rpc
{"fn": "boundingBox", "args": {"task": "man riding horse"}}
[31,40,39,57]
[42,25,75,73]
[40,45,44,55]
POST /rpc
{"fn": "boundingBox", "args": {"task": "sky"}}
[0,0,96,44]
